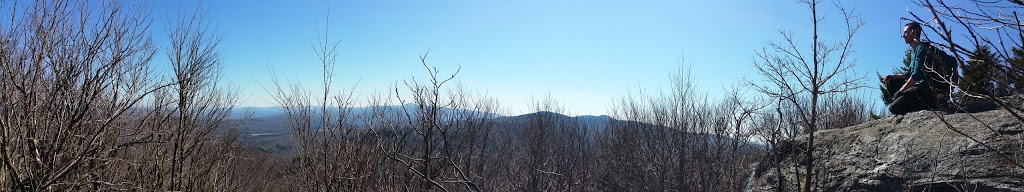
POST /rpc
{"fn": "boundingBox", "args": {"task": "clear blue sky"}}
[152,0,922,116]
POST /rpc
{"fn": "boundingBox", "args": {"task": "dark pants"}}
[886,76,936,115]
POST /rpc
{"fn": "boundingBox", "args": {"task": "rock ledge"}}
[745,97,1024,192]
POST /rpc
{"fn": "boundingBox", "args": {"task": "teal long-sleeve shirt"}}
[904,42,931,88]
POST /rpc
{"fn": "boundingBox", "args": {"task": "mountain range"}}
[228,105,752,155]
[229,105,612,153]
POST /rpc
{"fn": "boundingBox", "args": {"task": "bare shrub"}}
[597,64,761,191]
[365,52,508,192]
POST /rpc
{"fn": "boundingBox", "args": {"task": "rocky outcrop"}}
[745,97,1024,192]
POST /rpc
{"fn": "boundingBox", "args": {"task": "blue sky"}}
[152,0,921,115]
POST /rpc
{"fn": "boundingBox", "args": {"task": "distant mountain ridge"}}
[233,105,758,156]
[234,107,617,153]
[230,104,504,120]
[232,106,614,134]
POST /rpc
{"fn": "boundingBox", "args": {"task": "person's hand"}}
[893,90,904,99]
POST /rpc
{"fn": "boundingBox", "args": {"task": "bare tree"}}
[0,0,168,190]
[748,0,865,191]
[156,3,240,190]
[262,9,398,191]
[366,52,504,191]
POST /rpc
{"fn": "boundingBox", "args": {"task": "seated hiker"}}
[884,22,943,115]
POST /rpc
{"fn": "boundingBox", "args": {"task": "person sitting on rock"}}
[883,22,938,115]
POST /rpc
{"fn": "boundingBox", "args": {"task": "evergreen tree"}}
[961,45,1000,99]
[1007,47,1024,94]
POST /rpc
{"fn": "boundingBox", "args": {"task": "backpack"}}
[921,43,960,93]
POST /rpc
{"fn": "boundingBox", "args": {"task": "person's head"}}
[902,22,922,45]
